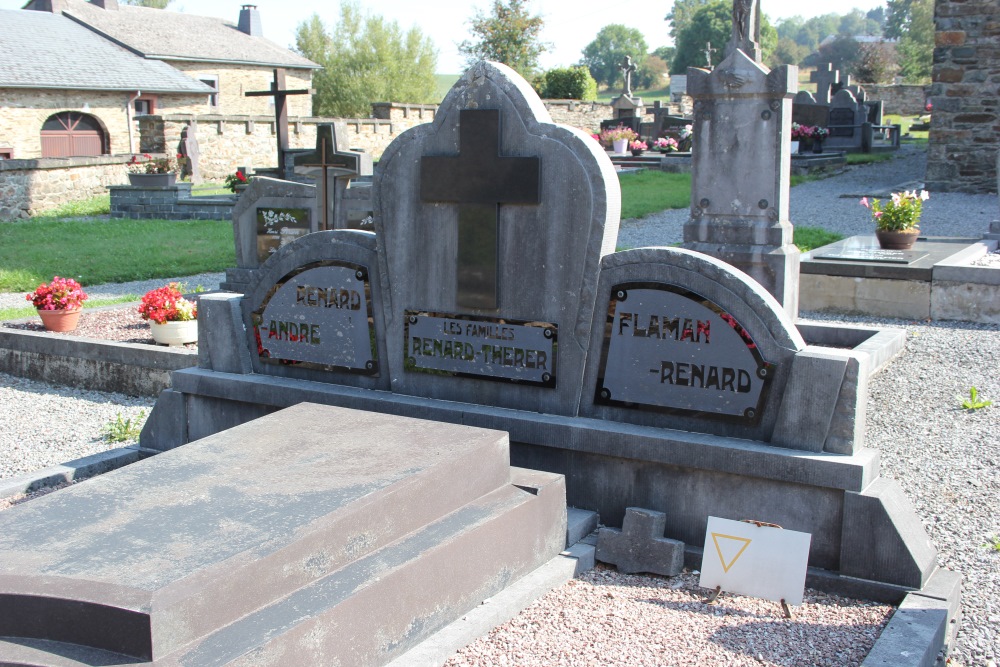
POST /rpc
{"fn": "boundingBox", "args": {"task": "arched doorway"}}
[40,112,109,158]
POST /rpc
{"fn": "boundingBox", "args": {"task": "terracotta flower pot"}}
[150,319,198,346]
[875,228,920,250]
[37,308,81,332]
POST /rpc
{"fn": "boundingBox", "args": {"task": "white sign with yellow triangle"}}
[699,516,812,605]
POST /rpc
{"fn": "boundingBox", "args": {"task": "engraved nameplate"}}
[256,207,311,263]
[404,311,556,387]
[595,283,771,423]
[251,262,377,375]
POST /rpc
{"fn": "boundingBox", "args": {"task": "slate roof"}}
[61,0,320,69]
[0,10,213,93]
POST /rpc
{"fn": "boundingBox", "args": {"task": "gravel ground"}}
[1,150,999,664]
[0,272,225,311]
[617,144,998,249]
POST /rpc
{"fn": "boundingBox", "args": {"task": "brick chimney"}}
[91,0,120,9]
[237,4,262,37]
[24,0,67,12]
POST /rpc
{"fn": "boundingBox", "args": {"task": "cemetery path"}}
[618,144,998,250]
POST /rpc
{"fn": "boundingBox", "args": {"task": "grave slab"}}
[802,236,981,281]
[0,403,566,666]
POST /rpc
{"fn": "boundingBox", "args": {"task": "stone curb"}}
[0,445,141,502]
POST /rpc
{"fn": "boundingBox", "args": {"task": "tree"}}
[802,36,861,73]
[121,0,172,7]
[457,0,547,78]
[664,0,712,43]
[889,0,934,82]
[770,37,809,68]
[854,42,899,83]
[536,66,597,100]
[294,4,438,118]
[634,55,668,90]
[670,1,776,74]
[580,24,648,88]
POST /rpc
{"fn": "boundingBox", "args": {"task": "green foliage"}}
[793,227,844,252]
[771,37,810,67]
[983,536,1000,553]
[960,387,992,411]
[665,0,712,42]
[651,46,675,66]
[0,219,234,292]
[775,11,881,59]
[634,56,668,90]
[580,24,648,89]
[618,171,691,219]
[846,153,894,165]
[854,42,899,84]
[102,410,146,443]
[894,0,934,82]
[671,2,731,73]
[803,36,861,73]
[295,5,438,118]
[120,0,171,7]
[537,67,597,100]
[457,0,547,78]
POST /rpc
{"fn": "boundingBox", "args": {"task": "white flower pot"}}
[612,139,628,154]
[150,319,198,346]
[790,140,800,154]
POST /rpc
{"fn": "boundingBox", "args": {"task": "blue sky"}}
[0,0,889,73]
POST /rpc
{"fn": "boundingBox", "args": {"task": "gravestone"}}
[826,88,865,150]
[293,122,373,231]
[810,63,839,105]
[138,60,943,613]
[792,90,831,128]
[180,121,201,184]
[683,3,801,317]
[0,403,567,665]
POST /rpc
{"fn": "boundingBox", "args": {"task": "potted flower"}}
[126,153,181,187]
[599,125,639,154]
[811,126,830,154]
[25,276,88,332]
[653,137,679,153]
[860,190,929,250]
[139,283,198,346]
[791,123,814,153]
[224,170,249,193]
[629,140,647,157]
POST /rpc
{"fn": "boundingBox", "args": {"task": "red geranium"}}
[26,276,88,311]
[138,283,197,324]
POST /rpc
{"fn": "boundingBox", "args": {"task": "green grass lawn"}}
[0,218,235,293]
[619,171,690,218]
[596,84,670,104]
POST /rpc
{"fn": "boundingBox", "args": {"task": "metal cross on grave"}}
[420,109,540,311]
[294,124,364,231]
[245,68,311,180]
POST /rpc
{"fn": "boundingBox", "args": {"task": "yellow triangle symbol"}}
[711,533,752,573]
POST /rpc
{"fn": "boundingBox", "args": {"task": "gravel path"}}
[1,150,998,664]
[618,144,998,249]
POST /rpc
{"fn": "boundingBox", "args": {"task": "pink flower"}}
[874,211,883,218]
[859,197,869,208]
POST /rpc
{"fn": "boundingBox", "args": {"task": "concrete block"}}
[566,507,599,546]
[800,274,931,319]
[931,280,1000,324]
[138,388,188,453]
[772,347,849,452]
[841,478,937,589]
[196,293,253,374]
[596,507,684,576]
[861,593,948,667]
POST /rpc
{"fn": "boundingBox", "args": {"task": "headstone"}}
[180,121,201,184]
[0,403,567,665]
[596,507,685,576]
[683,7,801,318]
[293,123,373,231]
[826,89,865,150]
[729,0,761,62]
[810,63,839,105]
[792,90,831,128]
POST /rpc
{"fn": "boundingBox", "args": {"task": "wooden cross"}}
[294,124,362,231]
[245,68,311,180]
[420,109,540,311]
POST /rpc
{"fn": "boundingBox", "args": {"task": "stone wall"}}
[542,100,615,134]
[109,183,236,221]
[0,155,132,220]
[0,88,205,159]
[864,84,929,116]
[926,0,1000,193]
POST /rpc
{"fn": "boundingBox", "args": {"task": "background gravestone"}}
[826,89,865,150]
[374,61,620,416]
[293,123,373,232]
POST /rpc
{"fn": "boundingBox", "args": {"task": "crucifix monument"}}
[420,109,540,310]
[704,42,717,69]
[294,123,373,232]
[245,68,311,180]
[683,0,801,317]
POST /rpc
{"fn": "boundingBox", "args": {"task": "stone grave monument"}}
[131,60,948,606]
[683,0,801,317]
[0,58,958,666]
[293,122,373,232]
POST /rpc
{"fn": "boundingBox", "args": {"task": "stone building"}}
[0,0,318,161]
[926,0,999,193]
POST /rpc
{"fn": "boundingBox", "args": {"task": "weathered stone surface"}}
[772,347,850,452]
[596,507,685,576]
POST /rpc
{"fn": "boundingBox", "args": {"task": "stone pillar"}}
[683,48,800,318]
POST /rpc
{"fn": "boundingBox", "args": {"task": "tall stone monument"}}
[683,0,800,318]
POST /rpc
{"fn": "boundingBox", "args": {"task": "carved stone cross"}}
[245,68,311,180]
[620,56,637,96]
[810,63,840,105]
[294,124,363,231]
[729,0,761,62]
[420,109,541,310]
[704,42,717,68]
